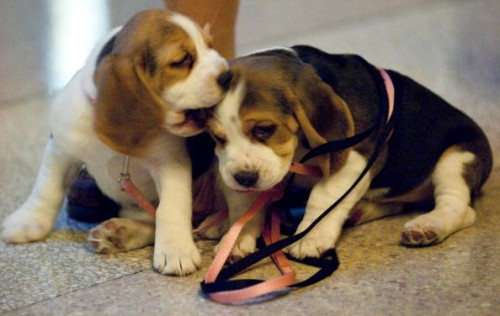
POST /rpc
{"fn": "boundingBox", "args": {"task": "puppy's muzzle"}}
[185,108,210,128]
[233,171,259,188]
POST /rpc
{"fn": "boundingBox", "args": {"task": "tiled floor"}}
[1,1,499,315]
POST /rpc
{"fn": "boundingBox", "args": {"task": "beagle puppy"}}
[204,46,492,260]
[1,9,230,276]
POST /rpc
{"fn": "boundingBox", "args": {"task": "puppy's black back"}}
[293,45,492,198]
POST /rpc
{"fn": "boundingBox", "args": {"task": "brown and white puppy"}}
[1,9,230,276]
[204,46,492,260]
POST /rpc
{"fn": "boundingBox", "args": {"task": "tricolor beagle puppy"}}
[1,9,230,276]
[205,46,492,260]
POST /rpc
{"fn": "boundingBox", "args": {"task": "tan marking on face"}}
[208,61,301,163]
[112,9,198,93]
[234,62,301,164]
[207,60,303,190]
[240,109,298,161]
[93,9,227,156]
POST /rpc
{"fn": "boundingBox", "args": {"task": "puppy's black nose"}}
[233,171,259,188]
[217,71,233,91]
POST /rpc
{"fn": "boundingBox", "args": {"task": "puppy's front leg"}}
[216,188,265,261]
[151,150,201,276]
[2,138,79,243]
[289,151,371,259]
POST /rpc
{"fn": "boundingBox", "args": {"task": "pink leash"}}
[118,156,157,218]
[120,179,157,218]
[118,156,228,233]
[203,186,294,303]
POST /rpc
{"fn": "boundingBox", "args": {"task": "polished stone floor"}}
[0,0,499,315]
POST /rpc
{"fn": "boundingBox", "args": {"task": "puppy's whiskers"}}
[208,3,223,30]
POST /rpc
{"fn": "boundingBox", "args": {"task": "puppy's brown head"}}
[207,49,354,191]
[93,9,230,157]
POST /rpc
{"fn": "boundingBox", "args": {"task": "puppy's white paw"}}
[1,206,55,243]
[88,218,154,254]
[401,215,443,246]
[401,207,476,246]
[214,233,257,262]
[287,221,341,259]
[153,237,201,276]
[232,234,257,261]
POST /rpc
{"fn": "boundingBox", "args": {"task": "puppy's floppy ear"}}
[290,66,354,177]
[93,54,167,157]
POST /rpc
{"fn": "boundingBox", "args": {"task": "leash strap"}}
[192,208,228,234]
[201,68,397,304]
[118,157,229,233]
[118,156,157,219]
[204,186,284,281]
[119,178,157,219]
[203,189,298,303]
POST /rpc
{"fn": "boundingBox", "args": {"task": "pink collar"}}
[378,68,395,122]
[85,92,96,106]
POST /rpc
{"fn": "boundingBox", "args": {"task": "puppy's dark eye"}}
[252,124,277,142]
[170,53,194,69]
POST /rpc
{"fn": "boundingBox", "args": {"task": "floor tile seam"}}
[1,268,151,313]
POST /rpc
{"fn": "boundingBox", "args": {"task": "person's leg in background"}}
[165,0,239,59]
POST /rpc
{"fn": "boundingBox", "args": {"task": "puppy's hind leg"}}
[401,148,479,246]
[2,138,79,243]
[347,199,404,226]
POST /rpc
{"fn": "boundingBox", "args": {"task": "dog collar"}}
[85,92,96,106]
[378,68,395,123]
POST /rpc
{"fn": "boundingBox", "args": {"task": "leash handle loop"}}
[204,187,283,284]
[203,189,295,304]
[213,209,297,301]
